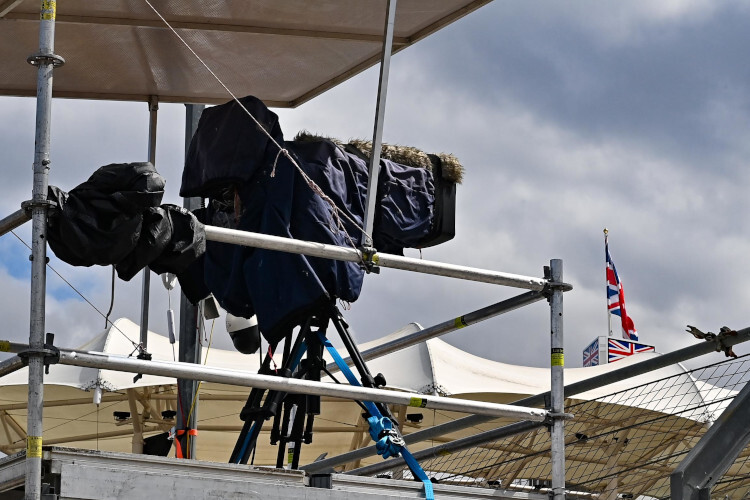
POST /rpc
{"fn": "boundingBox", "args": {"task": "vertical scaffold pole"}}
[549,259,566,499]
[25,0,63,498]
[176,103,204,459]
[138,96,159,356]
[361,0,397,246]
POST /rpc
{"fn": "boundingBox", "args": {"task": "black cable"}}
[105,265,115,328]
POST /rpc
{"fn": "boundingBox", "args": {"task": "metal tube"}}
[176,103,205,460]
[549,259,565,500]
[0,342,550,421]
[328,290,547,373]
[344,420,546,477]
[0,208,30,238]
[203,225,549,291]
[361,0,397,246]
[147,96,158,163]
[138,97,159,355]
[671,374,750,500]
[304,325,750,472]
[26,0,59,497]
[138,272,150,352]
[0,356,24,378]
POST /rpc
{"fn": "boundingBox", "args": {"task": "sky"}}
[2,1,750,370]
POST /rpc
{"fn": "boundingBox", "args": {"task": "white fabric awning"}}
[0,318,734,477]
[0,0,492,105]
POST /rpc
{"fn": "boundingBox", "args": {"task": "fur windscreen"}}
[293,131,464,184]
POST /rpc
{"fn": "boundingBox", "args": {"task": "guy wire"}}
[10,230,140,350]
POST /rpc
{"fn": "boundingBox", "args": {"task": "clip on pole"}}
[18,333,60,375]
[359,247,380,274]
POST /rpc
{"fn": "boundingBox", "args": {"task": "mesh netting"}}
[355,354,750,499]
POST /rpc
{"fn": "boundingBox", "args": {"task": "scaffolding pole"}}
[361,0,397,246]
[138,96,159,357]
[329,290,547,372]
[549,259,565,499]
[203,225,551,291]
[0,208,30,238]
[0,356,24,378]
[1,342,550,422]
[175,103,205,459]
[25,0,62,497]
[344,420,547,477]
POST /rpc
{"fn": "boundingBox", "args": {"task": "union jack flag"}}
[583,339,599,367]
[606,236,638,341]
[608,338,654,363]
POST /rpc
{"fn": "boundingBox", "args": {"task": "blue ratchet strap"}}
[366,415,401,459]
[316,333,379,417]
[403,447,434,500]
[292,340,307,371]
[316,331,434,500]
[235,341,308,464]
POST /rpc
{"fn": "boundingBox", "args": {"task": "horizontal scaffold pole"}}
[0,208,31,238]
[305,325,750,473]
[345,420,547,477]
[0,356,24,378]
[0,342,550,421]
[204,225,553,291]
[329,290,548,373]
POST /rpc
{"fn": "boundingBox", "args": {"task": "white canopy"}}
[0,0,491,105]
[0,318,733,474]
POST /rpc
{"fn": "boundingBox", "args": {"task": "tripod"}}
[229,302,398,468]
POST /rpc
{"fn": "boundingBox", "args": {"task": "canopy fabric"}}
[0,0,492,105]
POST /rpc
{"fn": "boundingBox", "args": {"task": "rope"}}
[9,230,140,350]
[142,0,374,249]
[270,148,287,178]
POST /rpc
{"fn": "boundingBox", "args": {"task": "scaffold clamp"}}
[18,332,59,374]
[359,246,380,274]
[26,52,65,68]
[686,325,738,358]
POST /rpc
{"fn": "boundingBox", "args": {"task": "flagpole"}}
[604,228,612,338]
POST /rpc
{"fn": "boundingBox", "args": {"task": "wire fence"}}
[359,354,750,499]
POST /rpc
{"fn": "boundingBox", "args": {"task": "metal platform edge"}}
[0,447,546,499]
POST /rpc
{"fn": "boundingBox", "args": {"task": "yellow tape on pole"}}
[409,397,427,408]
[41,1,56,21]
[551,348,564,367]
[27,436,42,458]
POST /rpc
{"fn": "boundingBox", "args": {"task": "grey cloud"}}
[3,1,750,369]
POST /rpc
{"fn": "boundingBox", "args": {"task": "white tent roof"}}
[0,318,257,392]
[0,319,735,474]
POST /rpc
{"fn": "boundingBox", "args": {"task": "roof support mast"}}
[137,96,159,359]
[361,0,397,247]
[25,0,64,498]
